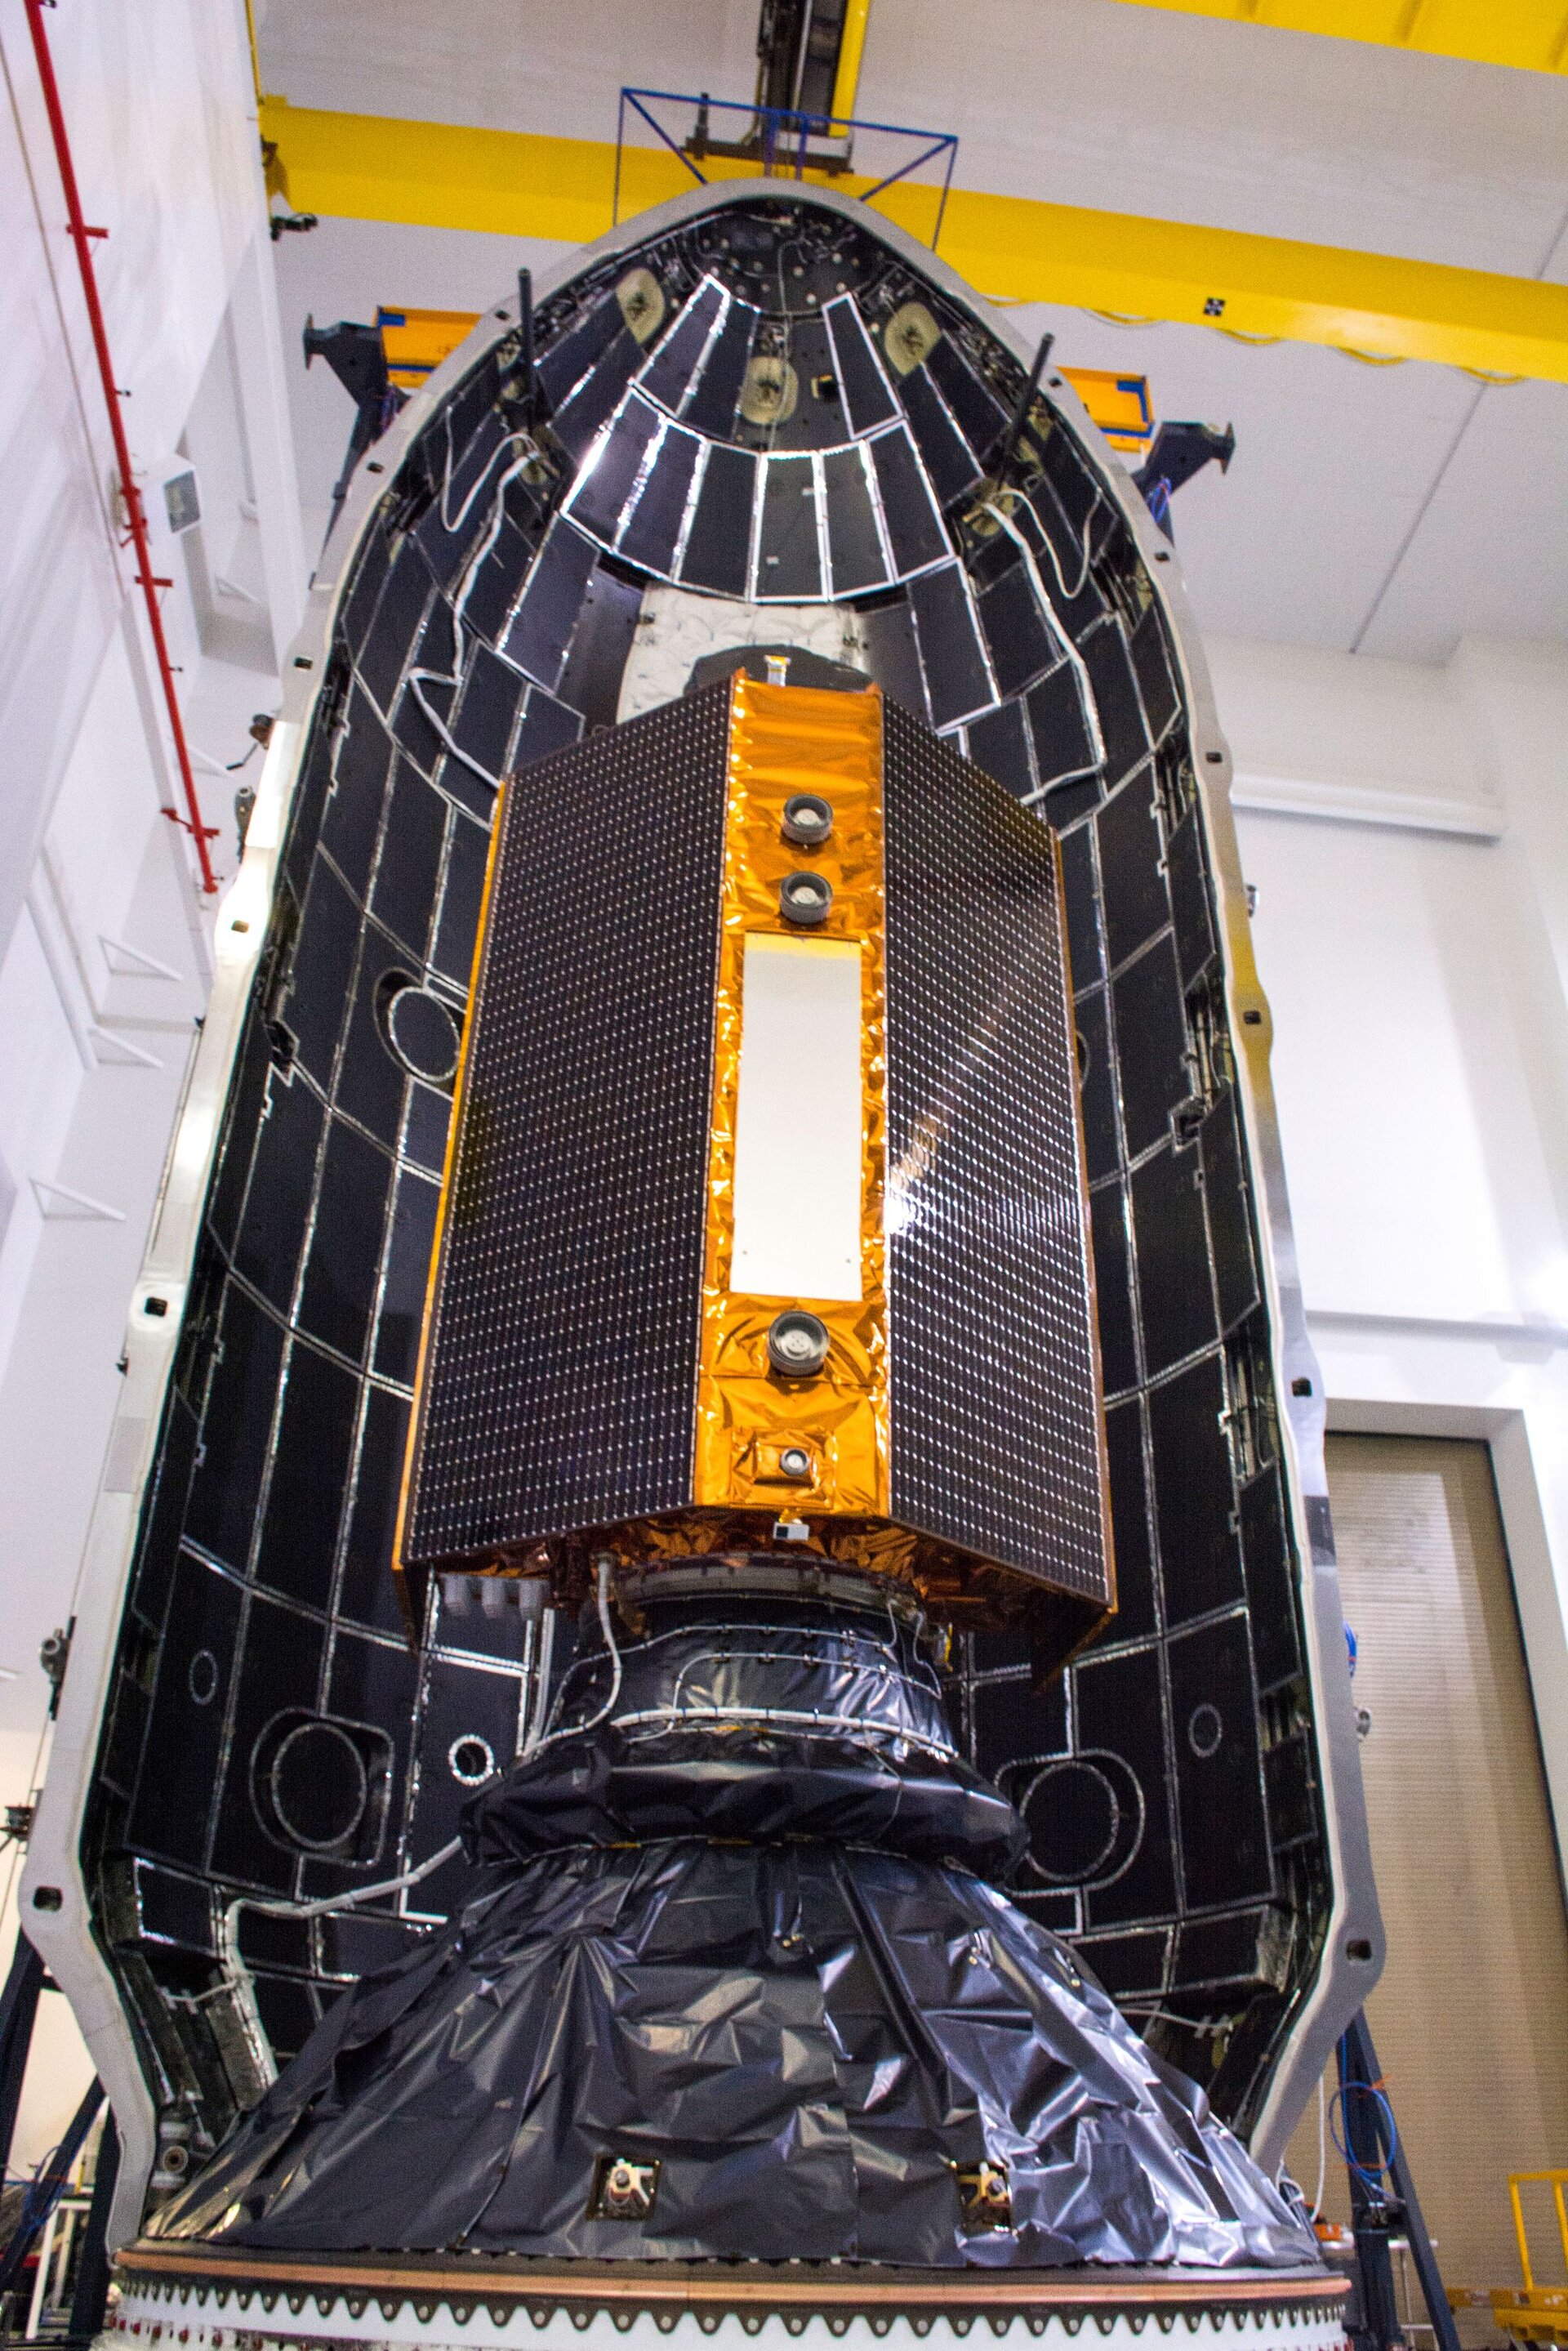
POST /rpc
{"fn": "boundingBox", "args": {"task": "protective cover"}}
[154,1579,1318,2269]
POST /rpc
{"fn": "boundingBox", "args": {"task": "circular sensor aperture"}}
[270,1720,369,1853]
[768,1310,831,1380]
[1018,1752,1145,1889]
[386,985,461,1085]
[449,1733,497,1787]
[187,1648,220,1706]
[779,870,833,926]
[782,793,834,847]
[1187,1702,1223,1760]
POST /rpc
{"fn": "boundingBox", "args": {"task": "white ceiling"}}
[258,0,1568,662]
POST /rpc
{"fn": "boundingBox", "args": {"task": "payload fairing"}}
[22,182,1379,2335]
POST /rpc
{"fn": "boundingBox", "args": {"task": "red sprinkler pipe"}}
[24,0,220,894]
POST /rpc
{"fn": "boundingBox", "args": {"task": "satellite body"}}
[20,183,1379,2314]
[398,671,1111,1648]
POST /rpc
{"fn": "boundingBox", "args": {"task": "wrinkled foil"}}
[156,1583,1319,2271]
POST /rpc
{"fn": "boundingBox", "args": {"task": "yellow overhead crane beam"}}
[1107,0,1568,77]
[258,96,1568,386]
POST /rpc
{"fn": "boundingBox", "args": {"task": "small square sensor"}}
[163,469,201,533]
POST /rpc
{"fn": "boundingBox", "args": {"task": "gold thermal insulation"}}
[693,676,889,1527]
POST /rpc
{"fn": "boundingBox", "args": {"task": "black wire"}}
[992,329,1054,488]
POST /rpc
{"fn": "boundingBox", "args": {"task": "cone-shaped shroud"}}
[154,1571,1319,2268]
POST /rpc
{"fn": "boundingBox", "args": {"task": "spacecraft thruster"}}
[19,178,1379,2344]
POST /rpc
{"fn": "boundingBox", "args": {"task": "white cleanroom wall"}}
[1227,633,1568,1858]
[0,0,308,2168]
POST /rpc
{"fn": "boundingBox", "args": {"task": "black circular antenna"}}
[782,793,833,846]
[779,870,833,926]
[768,1310,831,1379]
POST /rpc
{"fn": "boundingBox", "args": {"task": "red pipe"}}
[24,0,220,894]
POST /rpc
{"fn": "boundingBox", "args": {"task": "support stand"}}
[0,1936,45,2184]
[0,2079,104,2300]
[1338,2011,1460,2351]
[66,2108,120,2343]
[0,1933,118,2340]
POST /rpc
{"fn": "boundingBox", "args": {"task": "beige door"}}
[1285,1436,1568,2329]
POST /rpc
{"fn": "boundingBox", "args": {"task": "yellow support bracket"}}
[257,96,1568,387]
[376,306,482,389]
[1494,2171,1568,2348]
[1059,369,1157,450]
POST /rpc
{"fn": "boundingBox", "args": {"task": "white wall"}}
[269,214,572,557]
[0,0,272,955]
[0,0,308,2169]
[1223,634,1568,1856]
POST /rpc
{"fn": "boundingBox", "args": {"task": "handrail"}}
[23,0,220,894]
[1508,2170,1568,2295]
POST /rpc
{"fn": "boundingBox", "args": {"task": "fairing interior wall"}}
[30,185,1377,2215]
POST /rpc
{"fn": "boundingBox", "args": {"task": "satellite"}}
[23,183,1379,2334]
